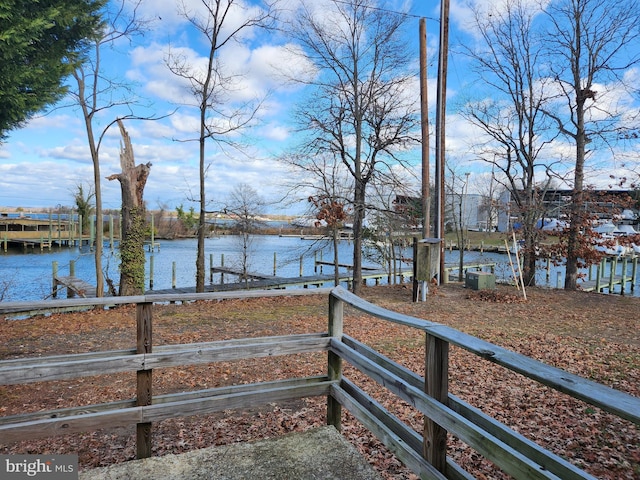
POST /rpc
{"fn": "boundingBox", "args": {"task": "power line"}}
[330,0,439,22]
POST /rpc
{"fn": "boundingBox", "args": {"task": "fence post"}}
[327,292,343,431]
[423,333,449,473]
[136,302,153,459]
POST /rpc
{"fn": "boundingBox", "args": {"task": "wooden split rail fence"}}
[0,288,639,479]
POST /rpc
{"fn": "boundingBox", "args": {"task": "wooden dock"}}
[148,268,413,296]
[51,259,98,298]
[314,261,378,271]
[53,276,97,298]
[580,256,638,294]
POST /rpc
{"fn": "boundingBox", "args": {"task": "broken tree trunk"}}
[107,119,152,296]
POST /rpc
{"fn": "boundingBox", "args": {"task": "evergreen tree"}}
[0,0,105,138]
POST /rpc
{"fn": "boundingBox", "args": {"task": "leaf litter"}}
[0,284,638,479]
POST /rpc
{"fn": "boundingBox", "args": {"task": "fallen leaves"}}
[465,289,528,303]
[0,284,638,479]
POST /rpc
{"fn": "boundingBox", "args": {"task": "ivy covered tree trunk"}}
[107,119,151,296]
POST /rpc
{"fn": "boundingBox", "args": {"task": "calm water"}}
[0,235,637,302]
[0,235,356,302]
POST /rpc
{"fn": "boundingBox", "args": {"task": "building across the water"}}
[497,189,640,232]
[0,213,82,250]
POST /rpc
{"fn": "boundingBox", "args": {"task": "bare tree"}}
[460,0,558,286]
[541,0,640,290]
[69,0,150,297]
[165,0,277,293]
[106,119,151,296]
[225,183,264,287]
[445,164,471,282]
[367,179,417,286]
[286,0,419,294]
[280,152,352,286]
[475,170,500,233]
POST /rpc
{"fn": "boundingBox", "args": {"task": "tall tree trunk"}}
[196,113,207,293]
[333,225,340,286]
[80,104,104,298]
[107,120,151,296]
[565,97,587,290]
[521,213,537,286]
[351,182,366,294]
[89,127,104,298]
[522,234,537,287]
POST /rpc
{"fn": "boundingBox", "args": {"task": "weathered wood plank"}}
[142,336,330,370]
[0,335,329,385]
[0,288,334,315]
[0,378,333,444]
[337,379,474,480]
[141,382,331,423]
[155,332,327,351]
[331,339,572,480]
[54,276,96,297]
[424,333,449,473]
[331,287,640,426]
[327,294,343,430]
[331,383,449,480]
[0,355,144,385]
[136,302,153,459]
[0,348,137,367]
[342,335,596,480]
[0,376,329,427]
[0,409,143,444]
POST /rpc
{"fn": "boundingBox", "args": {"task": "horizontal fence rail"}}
[0,286,638,479]
[330,287,640,427]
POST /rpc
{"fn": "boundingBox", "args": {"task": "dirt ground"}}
[1,283,639,479]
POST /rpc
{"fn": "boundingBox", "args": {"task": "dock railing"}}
[0,287,639,479]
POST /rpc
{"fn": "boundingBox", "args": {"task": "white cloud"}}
[42,144,92,163]
[1,0,637,214]
[255,43,318,86]
[260,123,290,141]
[23,113,82,131]
[450,0,550,35]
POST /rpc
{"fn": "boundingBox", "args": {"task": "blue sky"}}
[0,0,638,214]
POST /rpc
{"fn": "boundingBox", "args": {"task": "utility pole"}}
[434,0,450,285]
[414,17,432,304]
[420,18,430,239]
[426,3,450,465]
